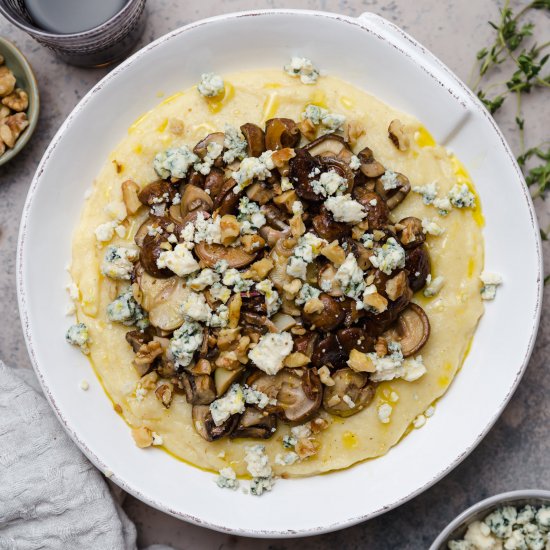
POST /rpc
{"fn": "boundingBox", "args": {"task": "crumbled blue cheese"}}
[107,288,148,328]
[292,201,304,215]
[243,385,275,409]
[197,72,224,97]
[380,170,400,191]
[209,282,231,303]
[256,280,281,317]
[274,452,299,466]
[222,268,254,292]
[412,182,438,205]
[248,332,293,375]
[369,237,406,275]
[486,506,517,539]
[153,146,199,179]
[283,56,320,84]
[535,507,550,530]
[101,246,138,280]
[187,268,220,291]
[209,304,229,328]
[194,141,224,175]
[281,176,293,191]
[361,232,375,249]
[424,274,445,297]
[311,170,347,197]
[104,200,127,222]
[232,151,274,192]
[302,104,346,131]
[65,323,90,354]
[433,196,452,216]
[422,217,445,236]
[238,197,266,234]
[377,403,393,424]
[193,213,222,244]
[350,155,361,170]
[169,321,203,368]
[244,444,274,496]
[369,342,404,382]
[413,414,426,429]
[291,423,312,440]
[94,221,118,243]
[180,290,212,322]
[157,244,200,277]
[480,271,503,301]
[286,257,308,280]
[449,183,476,208]
[210,384,246,426]
[335,253,366,300]
[462,521,500,549]
[223,124,247,164]
[295,283,321,305]
[216,467,238,490]
[214,259,228,274]
[401,356,427,382]
[325,194,366,223]
[286,233,326,280]
[283,434,298,448]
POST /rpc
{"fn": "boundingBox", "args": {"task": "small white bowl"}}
[430,490,550,549]
[17,10,543,537]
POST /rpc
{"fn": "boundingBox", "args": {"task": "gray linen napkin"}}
[0,361,172,550]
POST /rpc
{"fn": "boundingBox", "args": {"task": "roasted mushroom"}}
[312,207,351,241]
[265,118,300,150]
[289,149,323,201]
[382,303,430,357]
[357,147,385,178]
[231,407,277,439]
[405,245,431,292]
[194,242,257,268]
[125,326,156,352]
[193,132,225,159]
[336,327,375,354]
[375,171,411,209]
[352,187,390,229]
[311,334,347,370]
[138,180,177,206]
[302,293,345,331]
[322,368,375,417]
[240,123,266,157]
[181,373,216,405]
[212,177,242,216]
[397,217,425,249]
[248,368,322,423]
[192,405,239,441]
[180,184,213,217]
[305,134,352,162]
[318,263,343,297]
[203,168,225,199]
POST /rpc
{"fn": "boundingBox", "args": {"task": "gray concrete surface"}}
[0,1,548,548]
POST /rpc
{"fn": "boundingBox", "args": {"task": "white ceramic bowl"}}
[430,490,550,549]
[17,10,543,537]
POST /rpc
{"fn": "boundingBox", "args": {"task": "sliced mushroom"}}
[312,207,351,241]
[382,303,430,357]
[340,297,363,327]
[375,171,410,209]
[125,326,156,352]
[134,263,188,330]
[231,407,277,439]
[180,184,213,217]
[139,237,173,279]
[181,373,216,405]
[352,187,390,229]
[302,293,345,331]
[305,134,352,162]
[193,132,225,159]
[357,147,385,178]
[246,182,274,205]
[194,242,257,268]
[213,177,242,216]
[240,123,266,157]
[342,237,373,270]
[134,216,183,248]
[204,168,225,199]
[336,327,375,354]
[293,332,320,358]
[188,171,206,188]
[397,217,425,249]
[138,180,177,206]
[265,118,300,150]
[248,368,322,423]
[318,263,343,297]
[322,368,375,417]
[288,149,323,201]
[214,367,244,396]
[192,405,239,441]
[311,334,347,369]
[363,273,412,328]
[317,156,355,193]
[405,245,431,292]
[259,224,291,248]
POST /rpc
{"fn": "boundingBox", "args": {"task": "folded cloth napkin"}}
[0,361,172,550]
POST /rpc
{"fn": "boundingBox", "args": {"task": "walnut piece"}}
[385,271,408,301]
[241,234,265,254]
[2,88,28,112]
[318,365,335,386]
[220,214,240,246]
[374,337,388,358]
[347,349,376,373]
[388,119,410,151]
[0,66,16,97]
[155,382,174,408]
[131,426,153,448]
[295,437,319,459]
[134,340,163,366]
[284,351,311,368]
[121,180,142,215]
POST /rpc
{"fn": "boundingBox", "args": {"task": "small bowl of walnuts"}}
[0,36,39,166]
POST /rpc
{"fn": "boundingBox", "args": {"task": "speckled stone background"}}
[0,1,548,548]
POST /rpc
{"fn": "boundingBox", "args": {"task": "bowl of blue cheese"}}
[430,490,550,550]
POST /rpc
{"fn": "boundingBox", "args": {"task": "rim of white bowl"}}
[16,9,543,538]
[430,489,550,549]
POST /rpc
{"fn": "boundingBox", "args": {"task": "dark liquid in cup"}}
[24,0,127,34]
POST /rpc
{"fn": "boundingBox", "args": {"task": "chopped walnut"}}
[215,350,241,370]
[220,214,240,245]
[344,120,366,147]
[190,358,212,374]
[284,351,311,368]
[388,119,410,151]
[241,233,265,254]
[155,382,174,408]
[131,426,153,448]
[363,290,388,313]
[297,118,316,141]
[310,417,329,433]
[347,349,376,373]
[295,437,319,459]
[283,278,302,299]
[169,117,184,135]
[318,365,335,386]
[235,335,251,363]
[140,371,159,390]
[290,213,305,239]
[0,105,9,118]
[320,240,346,266]
[217,328,241,350]
[121,180,142,215]
[303,297,324,315]
[242,257,274,281]
[0,66,16,96]
[271,147,296,173]
[352,220,369,240]
[228,292,242,329]
[2,88,28,112]
[374,337,388,358]
[134,340,163,366]
[273,189,298,213]
[385,271,408,301]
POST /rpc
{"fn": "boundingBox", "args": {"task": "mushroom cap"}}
[212,177,242,216]
[304,134,351,161]
[138,179,178,206]
[302,293,345,331]
[322,368,375,417]
[193,132,225,159]
[240,123,266,158]
[203,168,225,200]
[289,149,323,201]
[180,184,213,218]
[397,216,426,249]
[336,327,375,354]
[181,373,216,405]
[405,245,431,292]
[248,368,322,423]
[357,147,386,178]
[382,303,430,357]
[311,333,347,370]
[194,242,257,269]
[265,118,300,150]
[312,207,351,241]
[352,187,390,229]
[375,171,411,209]
[231,407,277,439]
[192,405,239,441]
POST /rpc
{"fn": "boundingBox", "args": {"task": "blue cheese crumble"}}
[274,452,299,466]
[380,170,400,191]
[153,146,199,179]
[216,467,238,490]
[283,56,320,84]
[424,274,445,297]
[248,331,293,375]
[244,444,274,496]
[232,151,274,192]
[422,217,445,236]
[197,72,225,97]
[480,271,503,301]
[295,283,321,305]
[449,183,476,208]
[157,244,200,277]
[222,268,253,292]
[325,194,366,223]
[223,125,247,164]
[255,280,281,317]
[286,233,326,280]
[193,141,223,175]
[210,384,246,426]
[101,246,138,280]
[65,323,90,354]
[187,268,220,291]
[107,288,148,328]
[369,237,406,275]
[335,253,366,300]
[311,170,347,197]
[302,104,346,131]
[412,182,438,205]
[237,197,266,234]
[168,321,203,369]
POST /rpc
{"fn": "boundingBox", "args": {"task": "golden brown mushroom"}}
[265,118,300,150]
[194,242,257,268]
[192,405,239,441]
[240,123,266,157]
[382,303,430,357]
[322,368,375,417]
[231,407,277,439]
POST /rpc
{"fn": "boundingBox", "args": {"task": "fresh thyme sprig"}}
[470,0,550,206]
